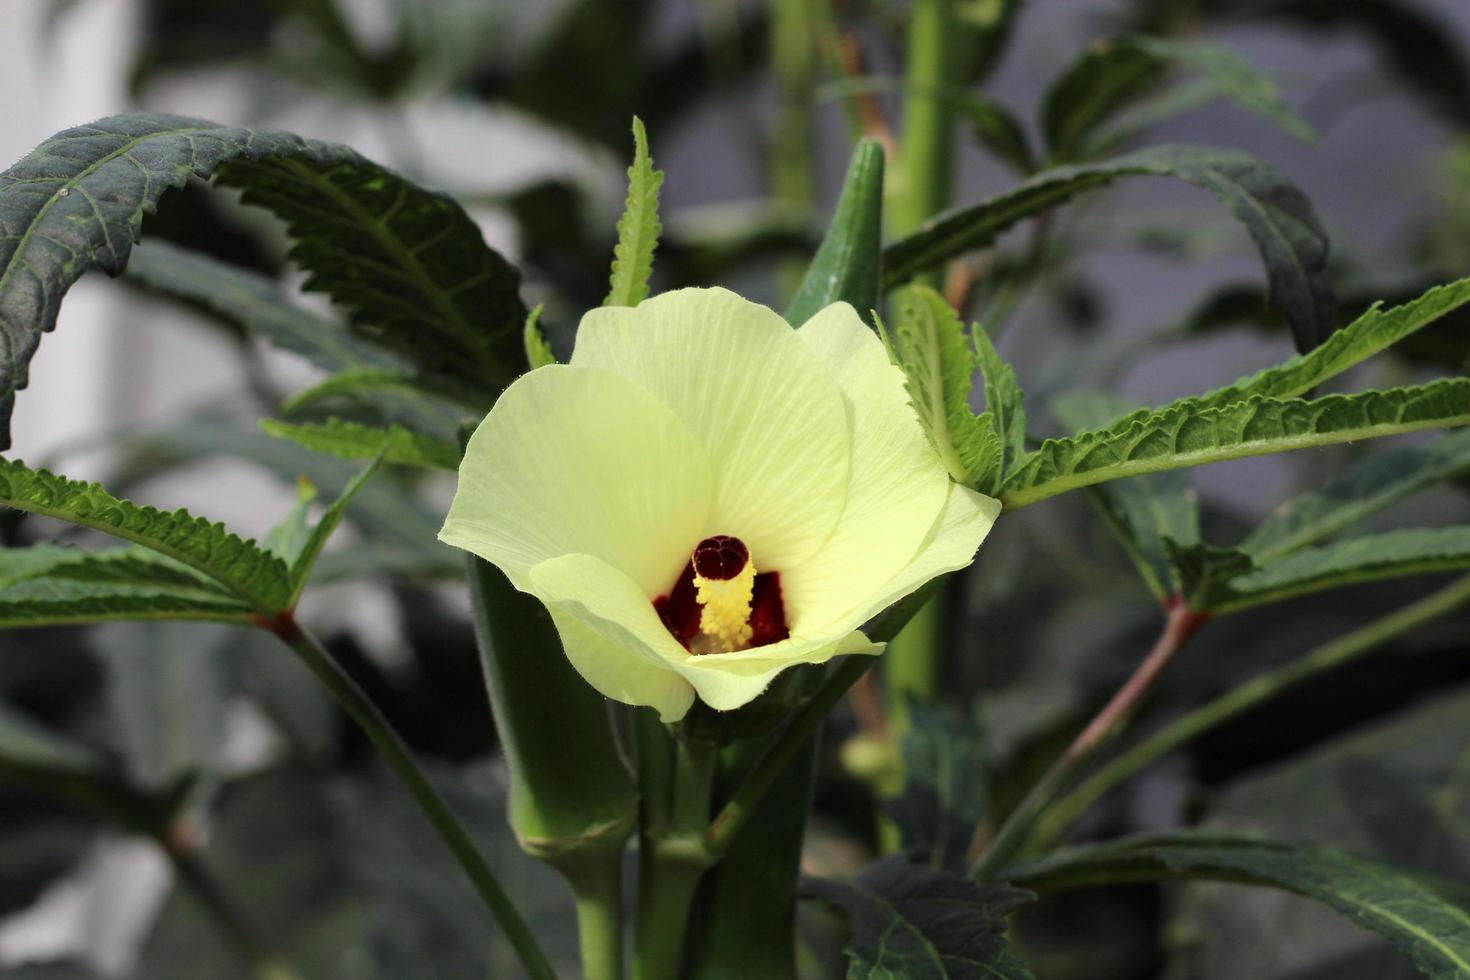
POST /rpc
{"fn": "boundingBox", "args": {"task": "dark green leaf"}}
[1054,393,1201,602]
[95,621,231,790]
[1000,378,1470,511]
[883,145,1334,352]
[885,287,1000,490]
[1186,686,1470,978]
[279,368,445,416]
[604,117,663,308]
[286,456,385,603]
[805,858,1034,979]
[1043,35,1313,163]
[1244,428,1470,564]
[0,459,290,611]
[786,140,884,327]
[1161,539,1255,612]
[123,241,392,373]
[261,417,459,471]
[1006,831,1470,979]
[0,544,253,628]
[0,700,102,775]
[886,701,990,872]
[959,95,1036,175]
[1221,527,1470,612]
[0,113,528,449]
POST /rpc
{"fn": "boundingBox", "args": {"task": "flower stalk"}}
[1029,572,1470,851]
[265,615,557,980]
[969,598,1209,879]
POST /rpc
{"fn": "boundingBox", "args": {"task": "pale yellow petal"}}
[571,288,851,572]
[439,364,712,597]
[675,628,881,712]
[529,553,697,721]
[781,302,951,632]
[846,482,1002,627]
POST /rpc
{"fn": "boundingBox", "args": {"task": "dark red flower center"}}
[653,536,789,653]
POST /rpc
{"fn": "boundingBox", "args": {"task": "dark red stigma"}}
[692,535,749,581]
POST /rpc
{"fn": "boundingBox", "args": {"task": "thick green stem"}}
[970,600,1207,879]
[634,736,716,980]
[570,851,626,980]
[269,617,556,980]
[889,0,955,246]
[1031,573,1470,850]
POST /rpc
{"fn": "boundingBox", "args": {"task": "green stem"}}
[970,600,1207,879]
[570,852,626,980]
[890,0,955,245]
[704,587,932,858]
[269,617,556,980]
[634,736,716,980]
[160,826,302,980]
[705,657,868,857]
[1031,572,1470,850]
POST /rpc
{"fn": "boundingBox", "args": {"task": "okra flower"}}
[440,288,999,721]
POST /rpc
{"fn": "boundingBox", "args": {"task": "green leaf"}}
[999,378,1470,511]
[883,145,1334,351]
[886,286,1000,489]
[280,368,444,416]
[1192,277,1470,412]
[264,478,318,565]
[1053,392,1200,601]
[1043,35,1314,163]
[1244,427,1470,564]
[523,303,556,369]
[885,701,990,872]
[286,456,386,603]
[0,544,253,628]
[95,622,231,790]
[262,417,459,471]
[974,325,1026,475]
[1160,539,1255,613]
[1005,831,1470,979]
[959,95,1036,175]
[805,858,1035,980]
[0,458,290,611]
[603,116,663,308]
[0,701,103,775]
[1220,527,1470,613]
[1186,685,1470,977]
[786,139,885,327]
[123,241,393,373]
[0,113,527,449]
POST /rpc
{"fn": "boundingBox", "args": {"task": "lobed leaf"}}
[280,368,443,416]
[603,117,663,308]
[0,701,102,775]
[124,241,393,373]
[0,458,290,611]
[805,858,1035,980]
[883,145,1334,351]
[959,95,1036,175]
[1244,427,1470,563]
[1053,392,1200,601]
[974,324,1027,475]
[885,701,990,872]
[1044,35,1313,163]
[1000,378,1470,510]
[285,456,385,603]
[262,417,459,471]
[1005,832,1470,978]
[886,287,1000,490]
[1221,526,1470,612]
[0,113,526,449]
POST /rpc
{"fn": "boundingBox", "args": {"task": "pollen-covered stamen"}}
[691,536,755,653]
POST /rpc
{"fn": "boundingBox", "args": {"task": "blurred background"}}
[1,1,1469,977]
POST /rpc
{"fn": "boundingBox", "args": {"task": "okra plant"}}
[3,3,1470,978]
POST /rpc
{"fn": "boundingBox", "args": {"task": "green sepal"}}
[785,139,885,327]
